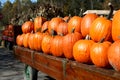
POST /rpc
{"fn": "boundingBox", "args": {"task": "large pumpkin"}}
[90,41,111,68]
[73,39,95,64]
[108,40,120,71]
[22,21,34,33]
[48,17,63,34]
[34,16,47,32]
[81,13,98,37]
[112,10,120,41]
[63,28,83,59]
[89,17,112,42]
[68,16,82,33]
[50,35,63,57]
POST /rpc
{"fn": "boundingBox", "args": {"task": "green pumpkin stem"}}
[71,27,75,33]
[42,28,48,33]
[107,2,114,20]
[51,29,57,36]
[36,28,41,32]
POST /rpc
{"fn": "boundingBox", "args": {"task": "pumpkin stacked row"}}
[16,9,120,72]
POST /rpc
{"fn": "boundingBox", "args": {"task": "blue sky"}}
[1,0,37,5]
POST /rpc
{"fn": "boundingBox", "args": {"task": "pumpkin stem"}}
[71,27,75,33]
[36,28,41,32]
[41,28,48,33]
[107,2,113,20]
[99,38,105,43]
[51,29,57,36]
[85,35,91,40]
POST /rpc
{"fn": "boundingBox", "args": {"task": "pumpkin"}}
[23,33,30,48]
[48,17,64,34]
[112,10,120,41]
[56,21,68,36]
[16,34,25,46]
[28,33,34,50]
[81,13,98,37]
[41,34,54,54]
[63,28,83,59]
[41,21,49,33]
[34,32,45,51]
[68,16,82,33]
[34,16,47,32]
[89,17,112,42]
[90,40,111,68]
[22,21,34,33]
[73,38,95,63]
[50,35,63,57]
[108,40,120,71]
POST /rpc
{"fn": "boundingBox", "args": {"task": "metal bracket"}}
[62,58,68,78]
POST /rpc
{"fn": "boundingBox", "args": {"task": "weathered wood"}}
[14,46,120,80]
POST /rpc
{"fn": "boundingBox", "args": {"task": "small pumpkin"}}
[63,28,83,59]
[108,40,120,71]
[73,36,95,63]
[16,34,25,46]
[90,39,111,68]
[68,16,82,33]
[22,21,34,33]
[81,13,98,37]
[23,33,30,48]
[28,33,34,50]
[34,16,47,32]
[41,21,49,33]
[48,17,64,34]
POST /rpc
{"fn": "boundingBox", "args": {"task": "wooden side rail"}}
[13,46,120,80]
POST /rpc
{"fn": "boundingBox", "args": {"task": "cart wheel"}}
[24,65,38,80]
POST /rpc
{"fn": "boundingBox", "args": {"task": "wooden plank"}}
[13,46,120,80]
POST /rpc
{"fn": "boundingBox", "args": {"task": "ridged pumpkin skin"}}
[41,21,49,33]
[22,21,34,33]
[68,16,82,33]
[34,32,45,51]
[16,34,25,46]
[63,32,82,59]
[112,10,120,41]
[23,33,30,48]
[108,40,120,71]
[48,17,63,34]
[28,33,34,50]
[89,17,112,42]
[56,22,68,36]
[90,41,111,68]
[73,40,95,63]
[81,13,98,37]
[34,16,47,32]
[50,36,63,57]
[41,34,54,54]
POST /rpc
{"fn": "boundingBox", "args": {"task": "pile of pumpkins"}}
[16,9,120,72]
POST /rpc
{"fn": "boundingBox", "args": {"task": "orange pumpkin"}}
[48,17,64,34]
[63,28,83,59]
[68,16,82,33]
[41,21,49,33]
[28,33,34,50]
[89,17,112,42]
[23,33,30,48]
[22,21,34,33]
[108,40,120,71]
[81,13,98,37]
[56,21,68,36]
[16,34,25,46]
[34,16,47,32]
[50,35,63,56]
[41,34,54,54]
[112,10,120,41]
[73,39,95,63]
[34,32,45,51]
[90,40,111,68]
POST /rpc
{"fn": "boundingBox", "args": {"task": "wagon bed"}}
[13,45,120,80]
